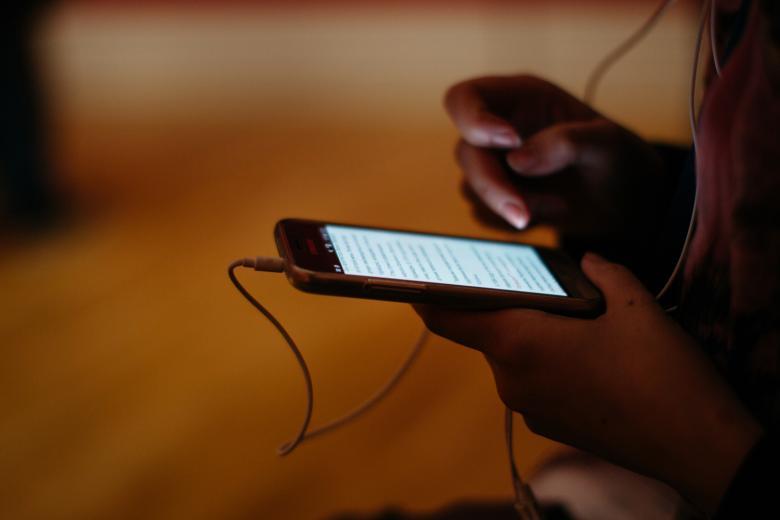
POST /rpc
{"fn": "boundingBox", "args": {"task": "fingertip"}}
[501,200,531,230]
[466,123,520,149]
[582,251,607,265]
[582,249,603,262]
[463,113,520,148]
[481,112,520,141]
[580,254,649,304]
[491,129,522,148]
[506,147,538,173]
[480,115,521,148]
[411,303,429,317]
[580,251,608,277]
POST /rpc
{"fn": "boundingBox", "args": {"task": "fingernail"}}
[491,130,521,148]
[502,201,530,230]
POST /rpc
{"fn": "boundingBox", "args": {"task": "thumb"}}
[506,119,614,177]
[580,252,656,309]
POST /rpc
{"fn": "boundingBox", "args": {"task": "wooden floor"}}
[1,114,568,519]
[1,4,696,519]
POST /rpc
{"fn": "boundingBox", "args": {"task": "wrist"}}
[668,402,763,514]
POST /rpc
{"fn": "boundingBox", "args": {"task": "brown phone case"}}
[275,219,604,317]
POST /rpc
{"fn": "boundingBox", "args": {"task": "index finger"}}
[444,81,521,148]
[456,140,530,230]
[413,304,582,363]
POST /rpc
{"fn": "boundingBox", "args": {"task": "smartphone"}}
[274,218,604,317]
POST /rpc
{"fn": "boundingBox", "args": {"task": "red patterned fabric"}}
[681,1,780,429]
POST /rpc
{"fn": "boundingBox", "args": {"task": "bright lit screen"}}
[325,225,566,296]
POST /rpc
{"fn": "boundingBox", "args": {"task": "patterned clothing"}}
[679,0,780,431]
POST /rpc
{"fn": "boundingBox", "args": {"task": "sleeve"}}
[727,0,780,429]
[715,5,780,516]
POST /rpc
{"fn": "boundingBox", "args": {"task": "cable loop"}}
[229,259,427,456]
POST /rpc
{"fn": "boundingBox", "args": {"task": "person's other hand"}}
[414,253,762,513]
[446,75,671,245]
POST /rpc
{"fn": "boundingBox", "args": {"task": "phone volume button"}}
[365,279,425,295]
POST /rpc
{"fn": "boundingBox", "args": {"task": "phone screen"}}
[323,225,566,296]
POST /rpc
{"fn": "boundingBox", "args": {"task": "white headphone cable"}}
[584,0,678,104]
[710,0,723,77]
[228,257,427,456]
[656,0,711,305]
[230,3,717,514]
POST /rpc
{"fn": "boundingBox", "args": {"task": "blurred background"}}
[1,1,697,518]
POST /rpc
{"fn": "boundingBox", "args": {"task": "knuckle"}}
[494,378,533,415]
[494,379,522,412]
[496,389,517,411]
[420,311,449,339]
[554,128,579,156]
[560,140,578,162]
[444,80,477,112]
[522,415,548,436]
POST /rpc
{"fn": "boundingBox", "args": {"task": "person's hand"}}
[414,253,762,513]
[445,75,671,245]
